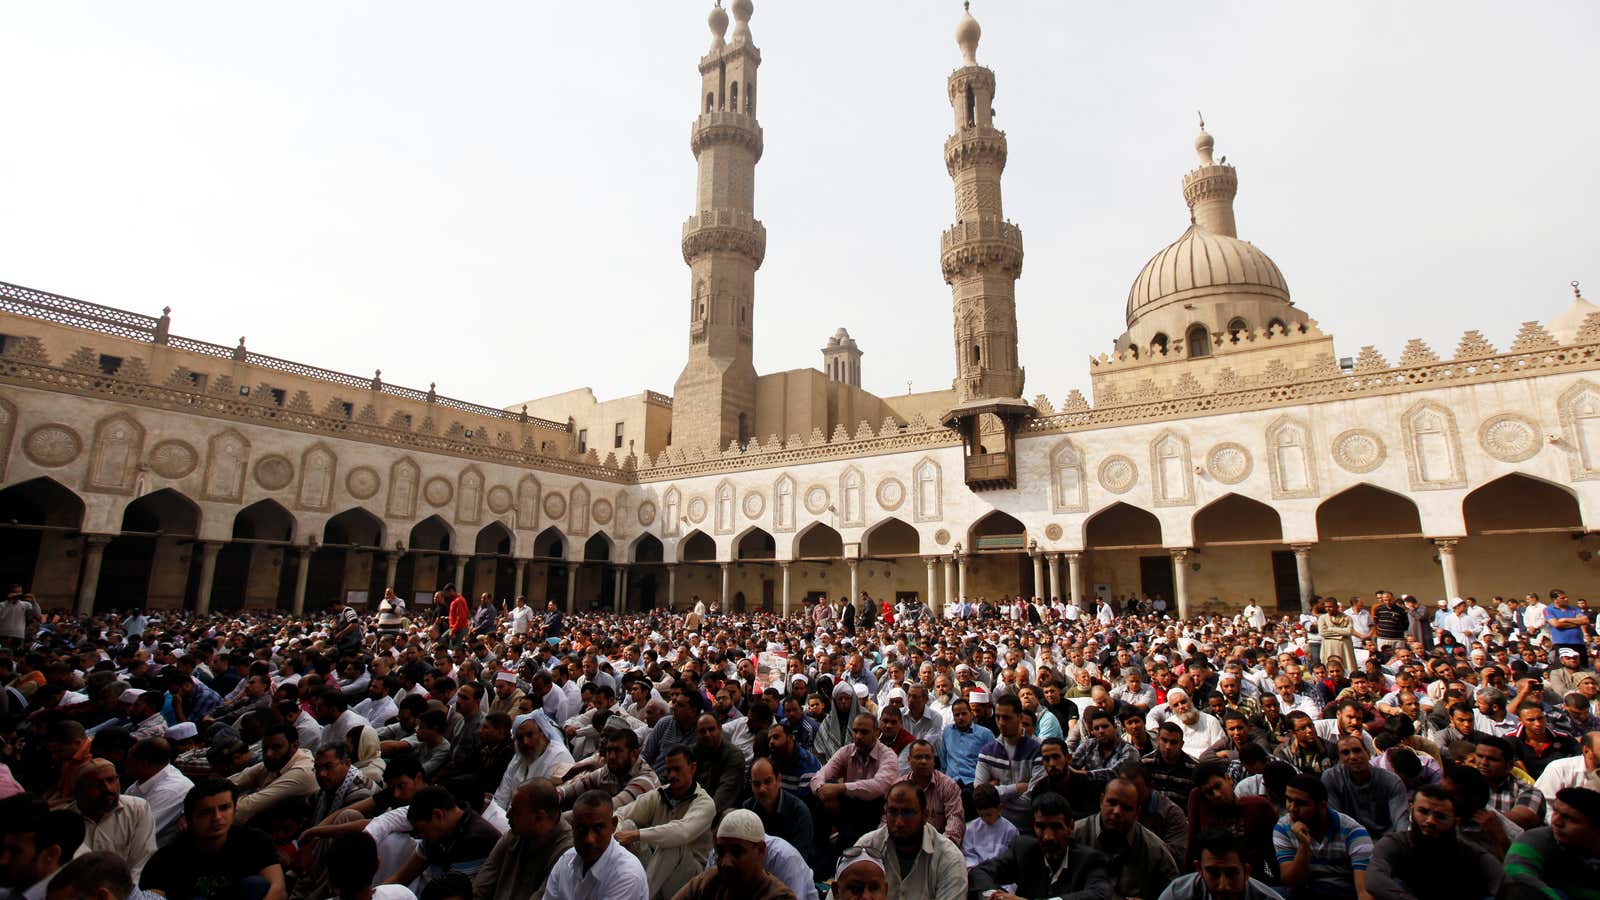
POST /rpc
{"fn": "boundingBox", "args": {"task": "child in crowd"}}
[961,783,1018,868]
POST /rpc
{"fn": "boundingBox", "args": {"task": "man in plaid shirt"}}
[1476,735,1545,828]
[1070,707,1138,782]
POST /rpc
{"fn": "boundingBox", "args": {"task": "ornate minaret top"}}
[672,0,766,452]
[1182,114,1239,237]
[938,3,1032,489]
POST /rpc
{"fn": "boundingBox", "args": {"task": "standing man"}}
[448,587,471,649]
[1371,591,1409,653]
[1545,589,1591,666]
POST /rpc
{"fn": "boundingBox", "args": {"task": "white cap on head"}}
[969,688,990,704]
[716,809,766,843]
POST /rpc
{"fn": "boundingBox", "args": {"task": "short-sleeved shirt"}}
[1545,606,1586,646]
[1272,810,1372,898]
[417,809,500,878]
[140,826,277,900]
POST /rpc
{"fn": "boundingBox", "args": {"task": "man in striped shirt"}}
[1273,773,1372,900]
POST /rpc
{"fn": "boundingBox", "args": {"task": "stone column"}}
[75,535,112,615]
[780,562,792,617]
[614,564,628,612]
[1047,553,1061,603]
[943,557,956,615]
[720,562,731,607]
[1435,539,1461,601]
[385,552,402,591]
[1066,552,1085,611]
[565,562,578,613]
[925,557,939,616]
[957,554,968,600]
[1171,548,1192,619]
[194,541,224,615]
[667,565,678,610]
[846,558,859,604]
[513,558,527,600]
[1291,543,1315,614]
[1030,551,1045,600]
[452,555,468,592]
[292,547,313,615]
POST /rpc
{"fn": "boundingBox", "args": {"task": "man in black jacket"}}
[968,792,1112,900]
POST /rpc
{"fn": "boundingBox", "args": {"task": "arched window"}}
[730,82,738,109]
[971,345,981,365]
[1227,317,1248,343]
[1151,333,1169,356]
[965,85,975,128]
[745,85,754,113]
[1267,318,1287,336]
[1186,324,1211,358]
[706,93,714,113]
[737,413,750,449]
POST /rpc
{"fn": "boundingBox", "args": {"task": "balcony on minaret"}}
[944,125,1008,177]
[690,111,764,160]
[940,217,1023,283]
[681,209,767,268]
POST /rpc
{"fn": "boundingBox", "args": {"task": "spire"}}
[708,1,728,52]
[956,2,981,66]
[730,0,753,45]
[1182,113,1238,237]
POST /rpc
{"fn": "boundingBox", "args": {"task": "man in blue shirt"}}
[1545,589,1591,666]
[937,698,993,788]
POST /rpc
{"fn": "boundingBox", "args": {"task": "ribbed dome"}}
[1125,224,1289,322]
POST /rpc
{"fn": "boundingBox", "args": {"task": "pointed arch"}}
[410,514,454,552]
[0,476,85,528]
[630,532,665,564]
[296,442,338,511]
[1401,399,1466,489]
[772,474,796,532]
[1265,415,1318,499]
[120,488,200,536]
[1559,380,1600,480]
[1149,430,1194,507]
[324,507,383,548]
[863,517,919,556]
[1463,473,1581,533]
[0,393,14,483]
[839,466,865,526]
[233,499,295,543]
[1049,439,1087,513]
[714,479,736,535]
[794,521,843,559]
[678,529,716,563]
[456,466,485,526]
[1193,493,1283,544]
[514,475,541,531]
[912,457,943,523]
[84,412,145,495]
[386,457,421,519]
[568,483,590,536]
[583,532,613,562]
[476,520,514,555]
[662,486,682,538]
[532,526,565,560]
[202,428,250,502]
[735,526,776,560]
[1315,483,1423,539]
[1083,502,1162,549]
[969,510,1026,550]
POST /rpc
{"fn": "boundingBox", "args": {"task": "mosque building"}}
[1,2,1597,617]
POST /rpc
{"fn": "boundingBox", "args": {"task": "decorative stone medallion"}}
[22,424,82,468]
[543,492,567,520]
[1205,442,1252,484]
[875,476,906,511]
[1044,523,1064,541]
[486,485,514,514]
[686,496,708,524]
[147,440,198,479]
[591,498,614,525]
[423,476,453,507]
[742,491,765,519]
[254,454,294,491]
[933,528,951,546]
[803,485,829,515]
[1332,429,1386,474]
[345,466,381,500]
[1479,413,1540,463]
[1098,455,1138,494]
[638,500,657,526]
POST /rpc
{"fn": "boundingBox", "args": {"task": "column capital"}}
[1169,547,1192,562]
[386,549,404,560]
[1432,538,1461,553]
[925,556,938,569]
[845,557,859,568]
[1064,550,1082,561]
[1290,542,1314,556]
[198,539,225,553]
[83,534,115,548]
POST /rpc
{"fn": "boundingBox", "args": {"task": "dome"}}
[1125,224,1289,322]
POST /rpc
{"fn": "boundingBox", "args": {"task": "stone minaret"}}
[1183,115,1238,236]
[822,328,862,387]
[671,0,765,451]
[939,4,1032,490]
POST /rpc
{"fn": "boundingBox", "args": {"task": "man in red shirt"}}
[446,585,470,649]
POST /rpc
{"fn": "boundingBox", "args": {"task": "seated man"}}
[140,778,285,900]
[1503,786,1600,900]
[73,759,156,882]
[670,809,799,900]
[615,746,715,900]
[850,781,966,900]
[1365,784,1502,900]
[1157,828,1283,900]
[1320,736,1409,840]
[559,726,660,812]
[474,778,574,900]
[743,757,815,869]
[969,792,1112,900]
[389,787,501,891]
[0,795,85,900]
[1272,773,1372,900]
[545,789,650,900]
[810,713,899,850]
[231,724,316,826]
[1073,777,1178,900]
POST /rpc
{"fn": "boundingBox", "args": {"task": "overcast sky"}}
[2,2,1594,409]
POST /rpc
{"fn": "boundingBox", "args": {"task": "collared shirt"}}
[1488,774,1547,821]
[354,694,399,726]
[79,795,158,881]
[937,722,995,784]
[1272,809,1372,895]
[962,815,1018,867]
[1071,737,1138,781]
[126,765,193,846]
[854,823,967,900]
[810,740,900,800]
[558,757,659,809]
[546,839,649,900]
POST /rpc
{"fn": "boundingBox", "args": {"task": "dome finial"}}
[1577,280,1585,300]
[1195,111,1215,166]
[956,2,981,66]
[729,0,753,45]
[708,1,729,50]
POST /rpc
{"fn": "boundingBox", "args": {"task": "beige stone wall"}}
[511,387,672,460]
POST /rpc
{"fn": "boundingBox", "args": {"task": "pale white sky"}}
[1,2,1594,409]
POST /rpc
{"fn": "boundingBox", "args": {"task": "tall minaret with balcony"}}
[939,3,1032,489]
[671,0,765,452]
